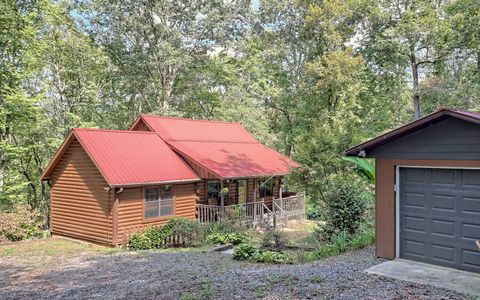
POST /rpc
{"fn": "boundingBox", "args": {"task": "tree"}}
[78,0,251,113]
[361,0,452,119]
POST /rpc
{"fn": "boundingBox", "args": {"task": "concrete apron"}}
[366,259,480,296]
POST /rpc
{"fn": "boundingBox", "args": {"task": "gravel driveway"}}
[0,246,468,299]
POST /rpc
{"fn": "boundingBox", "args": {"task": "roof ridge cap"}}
[168,139,259,144]
[140,114,242,125]
[73,128,157,134]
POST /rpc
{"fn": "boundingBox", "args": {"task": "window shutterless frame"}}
[142,185,176,224]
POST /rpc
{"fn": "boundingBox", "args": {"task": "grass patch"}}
[308,275,325,284]
[181,278,216,300]
[0,237,120,267]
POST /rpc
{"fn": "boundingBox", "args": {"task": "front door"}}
[238,179,247,204]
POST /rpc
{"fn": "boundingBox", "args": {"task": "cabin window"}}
[258,179,273,198]
[207,181,221,201]
[144,185,173,219]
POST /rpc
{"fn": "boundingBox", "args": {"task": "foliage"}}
[260,229,289,250]
[206,232,248,245]
[161,218,201,247]
[232,243,258,261]
[128,234,153,251]
[0,204,43,242]
[1,0,480,234]
[233,242,293,264]
[314,175,370,241]
[342,157,375,184]
[252,251,293,264]
[128,218,201,250]
[311,222,375,260]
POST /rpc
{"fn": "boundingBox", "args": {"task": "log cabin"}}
[41,115,300,246]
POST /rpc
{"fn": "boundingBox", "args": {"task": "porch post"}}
[220,180,224,208]
[253,179,257,203]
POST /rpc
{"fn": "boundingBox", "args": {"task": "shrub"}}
[252,251,293,264]
[260,229,289,250]
[128,233,152,250]
[233,243,258,260]
[207,232,247,245]
[144,226,169,248]
[311,221,375,260]
[128,217,201,250]
[316,175,369,241]
[162,217,201,247]
[0,204,43,242]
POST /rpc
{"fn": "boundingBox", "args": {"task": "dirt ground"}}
[0,237,468,299]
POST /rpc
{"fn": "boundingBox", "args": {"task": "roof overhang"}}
[40,130,114,186]
[110,178,202,188]
[345,108,480,157]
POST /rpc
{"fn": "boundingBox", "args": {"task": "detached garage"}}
[346,108,480,273]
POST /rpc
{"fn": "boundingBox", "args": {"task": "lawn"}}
[0,238,465,299]
[0,237,119,268]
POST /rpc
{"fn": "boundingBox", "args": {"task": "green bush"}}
[207,232,247,245]
[252,251,293,264]
[128,217,201,250]
[233,243,258,260]
[128,233,152,250]
[162,217,201,247]
[316,175,369,241]
[311,221,375,260]
[144,226,169,248]
[260,229,289,250]
[0,204,43,242]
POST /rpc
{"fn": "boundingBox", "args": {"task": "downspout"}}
[113,187,123,246]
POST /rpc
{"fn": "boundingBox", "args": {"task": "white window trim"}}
[144,186,174,219]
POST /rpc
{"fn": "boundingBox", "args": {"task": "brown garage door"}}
[399,167,480,273]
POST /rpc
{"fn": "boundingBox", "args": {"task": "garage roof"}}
[41,129,200,187]
[345,108,480,157]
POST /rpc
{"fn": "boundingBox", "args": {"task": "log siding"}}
[116,183,197,244]
[50,139,113,245]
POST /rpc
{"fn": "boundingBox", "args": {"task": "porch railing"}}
[196,201,266,225]
[196,192,306,227]
[272,193,306,224]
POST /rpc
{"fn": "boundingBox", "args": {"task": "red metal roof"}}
[42,128,199,187]
[135,114,258,143]
[169,141,299,178]
[134,115,299,178]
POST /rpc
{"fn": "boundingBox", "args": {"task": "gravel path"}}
[0,246,468,299]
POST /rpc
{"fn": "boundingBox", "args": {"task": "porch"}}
[195,193,306,227]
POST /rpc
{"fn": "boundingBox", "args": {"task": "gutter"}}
[110,178,202,188]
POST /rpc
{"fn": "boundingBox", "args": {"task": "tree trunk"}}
[477,51,480,75]
[0,158,4,193]
[410,54,421,119]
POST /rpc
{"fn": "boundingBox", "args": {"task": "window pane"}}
[207,181,220,200]
[159,185,173,200]
[160,199,173,216]
[145,188,159,202]
[145,201,159,218]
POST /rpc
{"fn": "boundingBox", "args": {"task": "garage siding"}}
[370,117,480,160]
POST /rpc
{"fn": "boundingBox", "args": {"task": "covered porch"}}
[195,175,305,226]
